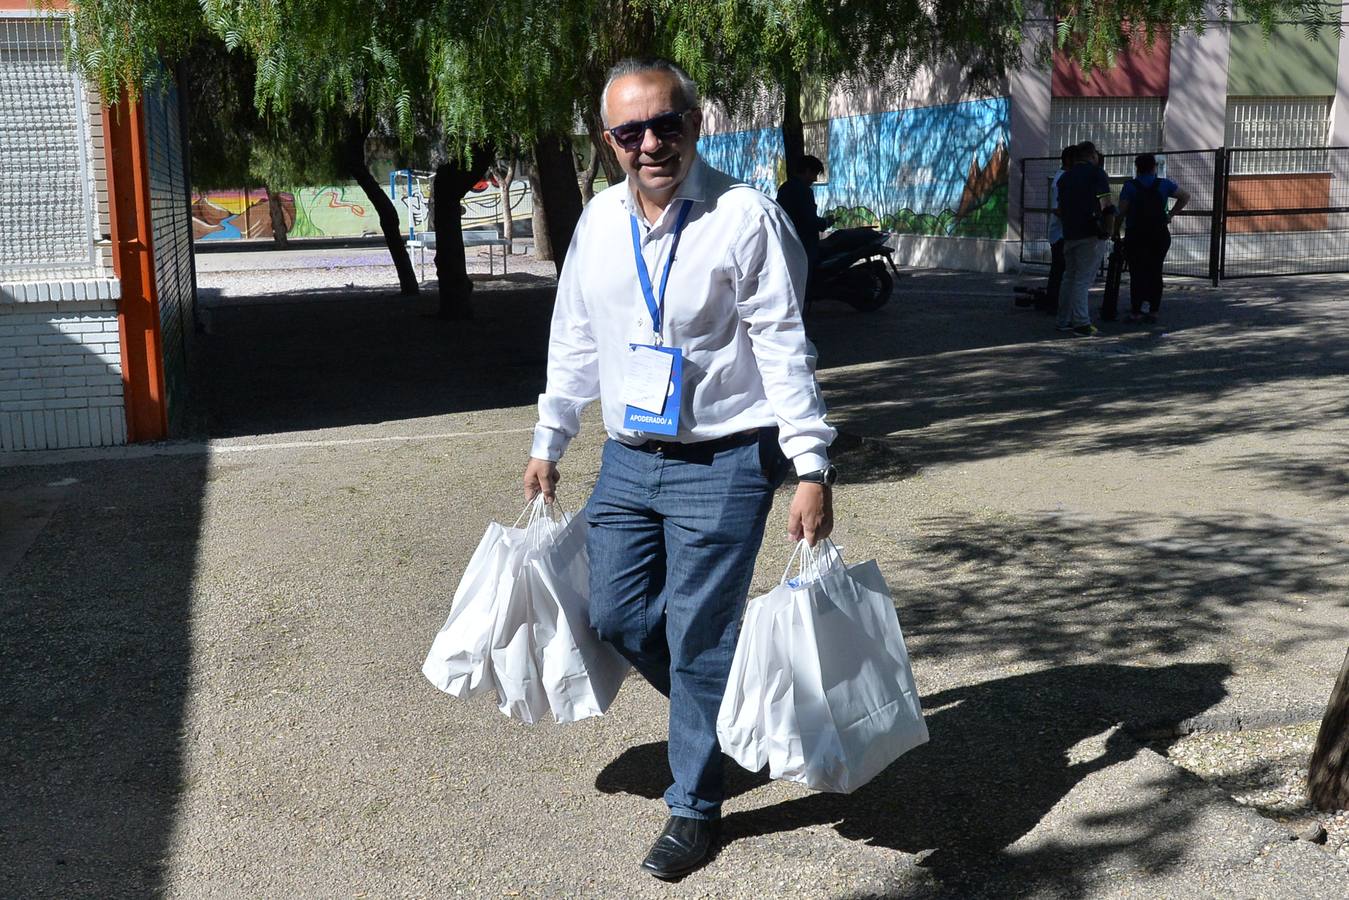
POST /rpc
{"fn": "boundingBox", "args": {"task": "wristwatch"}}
[798,464,838,486]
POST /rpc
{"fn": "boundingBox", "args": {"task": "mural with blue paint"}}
[697,97,1010,239]
[698,126,786,194]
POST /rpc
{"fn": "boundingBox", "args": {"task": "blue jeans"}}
[586,431,788,820]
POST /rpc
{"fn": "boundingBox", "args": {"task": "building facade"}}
[699,9,1349,275]
[0,1,195,451]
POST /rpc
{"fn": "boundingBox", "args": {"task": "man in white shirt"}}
[522,58,836,880]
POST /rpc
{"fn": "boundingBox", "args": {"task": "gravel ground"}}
[197,244,559,299]
[5,254,1349,896]
[1166,723,1349,860]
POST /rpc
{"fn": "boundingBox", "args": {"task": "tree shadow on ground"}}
[195,269,1349,491]
[808,272,1349,481]
[598,663,1231,896]
[196,282,557,437]
[884,510,1349,670]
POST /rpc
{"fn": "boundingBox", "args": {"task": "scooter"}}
[808,227,901,313]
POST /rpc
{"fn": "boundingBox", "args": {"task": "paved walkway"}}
[2,268,1347,897]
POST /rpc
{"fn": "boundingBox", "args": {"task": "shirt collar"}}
[623,155,708,225]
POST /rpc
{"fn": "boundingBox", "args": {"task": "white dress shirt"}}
[531,157,835,475]
[1049,169,1065,244]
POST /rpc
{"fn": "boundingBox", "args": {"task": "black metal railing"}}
[1018,146,1349,283]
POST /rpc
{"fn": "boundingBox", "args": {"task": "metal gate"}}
[1019,149,1221,282]
[1019,146,1349,282]
[1219,146,1349,278]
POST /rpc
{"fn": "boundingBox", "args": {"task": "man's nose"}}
[639,126,664,154]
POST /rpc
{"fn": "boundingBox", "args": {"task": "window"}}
[1049,97,1165,177]
[1225,96,1332,174]
[0,15,98,279]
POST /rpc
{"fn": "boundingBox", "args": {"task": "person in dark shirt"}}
[1112,153,1191,323]
[776,155,833,299]
[1054,144,1115,336]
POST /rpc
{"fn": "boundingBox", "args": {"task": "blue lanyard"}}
[629,199,694,340]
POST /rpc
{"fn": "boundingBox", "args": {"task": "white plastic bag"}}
[533,512,630,721]
[422,495,628,723]
[717,540,928,793]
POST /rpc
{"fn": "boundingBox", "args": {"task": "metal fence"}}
[1220,146,1349,278]
[1019,146,1349,283]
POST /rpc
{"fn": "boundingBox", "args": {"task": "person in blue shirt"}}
[1054,143,1115,336]
[1111,153,1191,323]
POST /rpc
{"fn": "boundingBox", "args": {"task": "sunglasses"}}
[606,110,690,152]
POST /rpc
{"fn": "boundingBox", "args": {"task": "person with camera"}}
[1054,143,1116,337]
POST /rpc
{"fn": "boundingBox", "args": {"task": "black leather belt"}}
[633,428,762,456]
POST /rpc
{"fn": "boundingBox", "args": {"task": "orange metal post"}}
[104,95,169,442]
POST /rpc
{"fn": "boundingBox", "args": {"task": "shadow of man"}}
[596,662,1230,884]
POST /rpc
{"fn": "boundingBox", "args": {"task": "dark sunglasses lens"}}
[648,112,685,139]
[610,111,685,150]
[611,122,645,149]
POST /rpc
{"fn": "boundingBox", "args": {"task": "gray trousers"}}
[1058,237,1108,327]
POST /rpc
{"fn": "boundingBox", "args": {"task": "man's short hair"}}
[601,58,700,126]
[1135,153,1158,173]
[1061,144,1076,167]
[1073,143,1098,165]
[795,155,826,178]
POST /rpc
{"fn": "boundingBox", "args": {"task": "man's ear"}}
[688,107,704,140]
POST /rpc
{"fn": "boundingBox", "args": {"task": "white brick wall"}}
[0,299,127,450]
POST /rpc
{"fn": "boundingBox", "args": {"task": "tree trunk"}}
[499,156,516,254]
[582,102,624,186]
[531,134,584,274]
[340,118,419,296]
[579,149,601,205]
[431,143,494,320]
[527,164,553,262]
[265,185,288,250]
[781,67,805,179]
[1309,646,1349,810]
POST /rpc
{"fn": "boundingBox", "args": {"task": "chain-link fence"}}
[1220,146,1349,278]
[1020,146,1349,282]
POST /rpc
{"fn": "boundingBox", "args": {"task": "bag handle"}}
[779,538,845,586]
[512,493,571,528]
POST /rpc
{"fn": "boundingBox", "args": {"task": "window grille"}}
[0,15,98,280]
[1225,97,1332,174]
[1049,97,1165,177]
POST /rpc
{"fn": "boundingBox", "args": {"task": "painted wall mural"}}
[192,178,536,241]
[698,96,1011,240]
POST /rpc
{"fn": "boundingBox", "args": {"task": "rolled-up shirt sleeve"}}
[730,205,837,474]
[532,225,600,461]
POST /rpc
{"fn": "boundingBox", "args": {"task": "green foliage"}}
[951,183,1009,239]
[54,0,204,100]
[62,0,1342,152]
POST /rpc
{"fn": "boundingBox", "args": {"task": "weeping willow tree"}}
[60,0,1337,303]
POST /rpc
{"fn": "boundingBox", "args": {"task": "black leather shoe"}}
[640,815,716,880]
